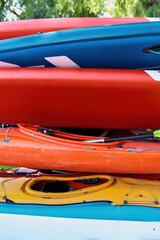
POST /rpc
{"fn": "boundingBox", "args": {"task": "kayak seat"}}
[41,181,70,193]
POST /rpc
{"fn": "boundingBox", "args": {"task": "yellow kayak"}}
[1,175,160,207]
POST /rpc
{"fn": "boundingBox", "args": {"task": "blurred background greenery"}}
[0,0,160,21]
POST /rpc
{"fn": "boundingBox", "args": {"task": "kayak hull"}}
[0,203,160,240]
[1,22,160,69]
[0,68,159,129]
[0,125,160,173]
[0,17,152,40]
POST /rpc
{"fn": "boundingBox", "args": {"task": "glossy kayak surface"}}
[0,68,160,129]
[1,22,160,69]
[1,174,160,207]
[0,17,152,40]
[0,124,160,173]
[0,203,160,240]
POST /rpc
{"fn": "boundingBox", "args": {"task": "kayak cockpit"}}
[25,175,113,198]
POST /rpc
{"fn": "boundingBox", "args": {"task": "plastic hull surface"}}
[0,125,160,173]
[0,68,160,129]
[1,22,160,69]
[0,203,160,240]
[0,17,152,40]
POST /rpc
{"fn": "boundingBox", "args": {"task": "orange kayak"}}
[0,68,160,129]
[0,17,151,40]
[0,124,160,173]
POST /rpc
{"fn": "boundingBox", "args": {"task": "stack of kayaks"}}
[0,17,160,239]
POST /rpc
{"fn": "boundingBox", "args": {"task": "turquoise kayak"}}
[0,202,159,240]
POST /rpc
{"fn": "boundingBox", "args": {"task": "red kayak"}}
[0,17,154,40]
[0,68,159,129]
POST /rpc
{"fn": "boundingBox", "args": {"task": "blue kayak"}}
[0,22,160,69]
[0,202,160,240]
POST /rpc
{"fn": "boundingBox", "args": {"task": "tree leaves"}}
[113,0,160,17]
[0,0,159,21]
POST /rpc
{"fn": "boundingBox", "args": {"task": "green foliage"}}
[55,0,106,17]
[113,0,160,17]
[18,0,58,19]
[112,0,138,17]
[0,0,7,21]
[134,0,160,17]
[18,0,108,19]
[0,0,160,21]
[0,0,15,21]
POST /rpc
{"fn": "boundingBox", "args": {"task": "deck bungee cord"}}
[0,177,14,203]
[0,127,12,142]
[0,175,160,207]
